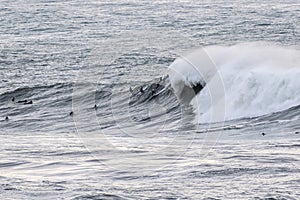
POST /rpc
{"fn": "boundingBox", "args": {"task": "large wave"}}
[168,43,300,123]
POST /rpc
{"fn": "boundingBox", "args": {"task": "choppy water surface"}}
[0,0,299,199]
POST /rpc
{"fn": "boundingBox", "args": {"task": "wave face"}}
[169,43,300,123]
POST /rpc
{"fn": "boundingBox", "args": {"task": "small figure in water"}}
[69,111,73,116]
[17,100,28,103]
[24,100,33,105]
[151,83,160,96]
[5,116,9,121]
[140,86,144,93]
[129,87,133,94]
[94,104,98,110]
[14,99,33,104]
[262,132,265,136]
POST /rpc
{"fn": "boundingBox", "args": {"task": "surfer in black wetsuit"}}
[12,97,33,105]
[150,84,158,95]
[129,87,133,93]
[140,86,144,93]
[150,83,161,96]
[24,100,33,105]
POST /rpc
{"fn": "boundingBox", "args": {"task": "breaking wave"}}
[168,43,300,123]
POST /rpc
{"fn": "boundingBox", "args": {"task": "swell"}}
[0,77,182,133]
[0,82,75,133]
[124,76,183,127]
[1,52,299,134]
[0,82,73,102]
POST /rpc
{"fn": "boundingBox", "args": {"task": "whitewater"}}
[169,43,300,123]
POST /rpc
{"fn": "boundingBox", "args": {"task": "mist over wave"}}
[169,43,300,123]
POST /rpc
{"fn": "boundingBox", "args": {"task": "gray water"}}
[0,0,300,199]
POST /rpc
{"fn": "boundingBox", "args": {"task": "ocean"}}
[0,0,299,199]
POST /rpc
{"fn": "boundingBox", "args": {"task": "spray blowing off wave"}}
[168,43,300,123]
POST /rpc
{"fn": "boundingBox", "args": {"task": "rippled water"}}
[0,0,299,199]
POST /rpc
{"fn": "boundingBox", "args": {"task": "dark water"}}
[0,0,299,199]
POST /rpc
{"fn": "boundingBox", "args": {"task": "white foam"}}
[168,43,300,123]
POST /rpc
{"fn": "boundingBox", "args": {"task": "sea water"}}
[0,0,299,199]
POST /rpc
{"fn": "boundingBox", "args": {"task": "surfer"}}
[129,87,133,93]
[140,86,144,93]
[5,116,9,121]
[24,100,33,105]
[151,83,160,96]
[12,98,33,105]
[17,100,27,103]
